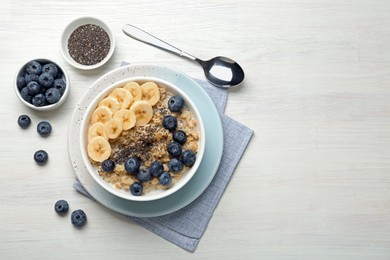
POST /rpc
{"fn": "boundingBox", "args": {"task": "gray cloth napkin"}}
[73,65,253,252]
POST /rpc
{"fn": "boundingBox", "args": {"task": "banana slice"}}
[98,96,120,113]
[87,136,112,162]
[104,119,123,139]
[88,122,108,141]
[109,88,133,109]
[90,106,113,124]
[141,82,160,106]
[123,82,142,102]
[113,109,136,130]
[130,100,154,126]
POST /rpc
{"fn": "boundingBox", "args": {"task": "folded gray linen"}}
[73,71,253,252]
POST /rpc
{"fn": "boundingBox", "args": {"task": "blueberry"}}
[42,63,58,77]
[149,161,164,177]
[56,70,63,79]
[26,81,41,95]
[32,93,46,107]
[130,182,143,196]
[172,130,187,144]
[168,95,185,112]
[26,60,42,75]
[37,121,52,136]
[125,157,141,174]
[54,200,69,214]
[168,158,183,173]
[159,172,172,186]
[18,115,31,129]
[101,159,115,172]
[53,79,66,95]
[137,167,152,182]
[16,76,26,90]
[39,86,48,94]
[71,209,87,227]
[24,73,39,84]
[181,150,196,166]
[167,142,182,158]
[34,150,48,165]
[45,88,61,104]
[20,87,32,103]
[162,115,177,131]
[38,72,54,88]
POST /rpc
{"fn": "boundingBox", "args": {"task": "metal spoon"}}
[122,24,245,88]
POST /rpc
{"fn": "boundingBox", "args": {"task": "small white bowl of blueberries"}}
[15,58,69,111]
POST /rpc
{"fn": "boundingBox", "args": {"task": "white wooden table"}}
[1,0,390,259]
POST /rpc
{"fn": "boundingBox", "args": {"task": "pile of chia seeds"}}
[68,24,111,66]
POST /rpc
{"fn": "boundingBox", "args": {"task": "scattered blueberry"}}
[130,182,143,196]
[17,115,31,129]
[167,142,182,158]
[168,158,183,173]
[26,81,41,95]
[37,121,52,137]
[16,76,26,90]
[26,60,42,75]
[125,157,141,174]
[159,172,172,186]
[101,159,115,172]
[168,95,185,112]
[149,161,164,177]
[32,93,46,107]
[181,150,196,166]
[162,115,177,131]
[24,73,39,84]
[54,200,69,214]
[38,72,54,88]
[42,63,58,77]
[20,87,32,103]
[45,88,61,104]
[53,79,66,95]
[137,167,152,182]
[34,150,48,165]
[172,130,187,144]
[71,209,87,227]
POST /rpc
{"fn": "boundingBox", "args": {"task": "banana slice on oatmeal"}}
[130,100,154,126]
[113,109,136,130]
[98,96,121,113]
[123,81,142,102]
[88,122,108,141]
[104,118,123,139]
[91,106,113,124]
[109,88,134,109]
[141,82,160,106]
[87,136,112,162]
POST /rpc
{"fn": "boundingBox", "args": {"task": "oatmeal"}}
[86,81,199,196]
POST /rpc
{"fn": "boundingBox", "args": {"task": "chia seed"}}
[68,24,111,66]
[112,125,160,165]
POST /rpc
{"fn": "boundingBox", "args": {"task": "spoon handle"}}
[122,24,197,61]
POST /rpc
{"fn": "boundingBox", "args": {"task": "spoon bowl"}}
[196,56,245,88]
[122,24,245,88]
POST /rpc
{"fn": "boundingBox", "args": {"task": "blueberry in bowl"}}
[14,58,70,111]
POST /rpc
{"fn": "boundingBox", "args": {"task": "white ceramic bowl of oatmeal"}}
[79,76,205,201]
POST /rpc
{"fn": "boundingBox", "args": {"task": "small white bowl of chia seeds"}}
[61,17,115,70]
